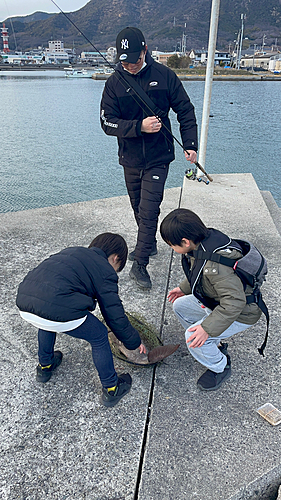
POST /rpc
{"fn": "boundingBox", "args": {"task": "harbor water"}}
[1,69,281,213]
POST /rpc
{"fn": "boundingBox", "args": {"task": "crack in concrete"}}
[133,187,183,499]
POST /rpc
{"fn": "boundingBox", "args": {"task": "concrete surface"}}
[1,175,281,500]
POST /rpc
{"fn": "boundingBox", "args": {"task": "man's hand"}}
[184,150,197,164]
[141,116,162,133]
[167,287,185,303]
[186,324,208,348]
[139,343,147,354]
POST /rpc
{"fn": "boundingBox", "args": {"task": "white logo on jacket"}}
[149,81,158,86]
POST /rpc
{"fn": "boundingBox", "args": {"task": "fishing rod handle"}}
[194,162,213,182]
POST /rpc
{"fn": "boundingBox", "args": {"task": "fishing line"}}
[50,0,213,181]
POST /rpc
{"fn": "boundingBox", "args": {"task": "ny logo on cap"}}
[121,39,129,50]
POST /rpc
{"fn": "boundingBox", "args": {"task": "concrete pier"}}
[1,173,281,500]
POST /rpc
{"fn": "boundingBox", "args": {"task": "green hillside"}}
[3,0,281,52]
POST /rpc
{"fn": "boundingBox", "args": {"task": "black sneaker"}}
[128,242,157,262]
[218,342,228,356]
[129,261,152,289]
[36,351,63,383]
[197,354,231,391]
[100,373,132,408]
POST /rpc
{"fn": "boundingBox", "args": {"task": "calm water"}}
[1,70,281,213]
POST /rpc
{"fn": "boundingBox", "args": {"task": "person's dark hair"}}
[88,233,128,272]
[160,209,210,246]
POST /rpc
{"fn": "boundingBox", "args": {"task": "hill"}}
[2,0,281,53]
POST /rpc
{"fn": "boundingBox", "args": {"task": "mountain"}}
[2,0,281,53]
[7,12,54,24]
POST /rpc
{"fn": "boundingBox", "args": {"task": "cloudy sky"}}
[0,1,90,22]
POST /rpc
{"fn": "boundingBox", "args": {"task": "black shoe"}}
[129,261,152,289]
[197,355,231,391]
[36,351,63,383]
[218,342,228,356]
[100,373,132,408]
[128,242,157,262]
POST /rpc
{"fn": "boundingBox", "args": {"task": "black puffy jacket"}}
[16,246,141,350]
[100,52,198,169]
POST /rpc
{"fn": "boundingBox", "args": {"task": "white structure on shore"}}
[151,51,181,65]
[189,49,231,66]
[81,47,116,65]
[44,40,70,64]
[239,50,281,71]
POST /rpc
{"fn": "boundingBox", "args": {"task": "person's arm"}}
[100,78,143,139]
[200,264,247,337]
[96,272,141,350]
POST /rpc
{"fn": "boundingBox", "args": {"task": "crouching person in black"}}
[16,233,146,408]
[160,209,262,392]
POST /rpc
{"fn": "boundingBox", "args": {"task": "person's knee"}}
[173,295,186,315]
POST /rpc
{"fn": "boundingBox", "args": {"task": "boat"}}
[64,67,94,78]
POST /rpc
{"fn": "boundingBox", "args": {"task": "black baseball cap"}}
[116,27,146,64]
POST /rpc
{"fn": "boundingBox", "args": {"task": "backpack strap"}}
[194,249,236,267]
[246,292,269,357]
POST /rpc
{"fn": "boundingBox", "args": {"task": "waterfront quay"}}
[1,64,281,80]
[1,174,281,499]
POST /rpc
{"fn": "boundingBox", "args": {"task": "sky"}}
[0,1,90,22]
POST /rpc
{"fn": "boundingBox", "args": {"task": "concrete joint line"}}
[133,187,182,499]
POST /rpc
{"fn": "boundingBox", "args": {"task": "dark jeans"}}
[38,313,118,388]
[123,164,169,265]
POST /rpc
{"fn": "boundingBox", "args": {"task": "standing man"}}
[100,27,198,290]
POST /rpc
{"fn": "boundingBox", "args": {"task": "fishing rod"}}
[50,0,213,182]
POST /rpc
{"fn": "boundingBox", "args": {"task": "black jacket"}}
[16,246,141,350]
[100,52,198,169]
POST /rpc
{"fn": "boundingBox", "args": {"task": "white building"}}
[189,50,231,66]
[239,51,280,70]
[44,40,69,64]
[268,53,281,72]
[151,51,182,65]
[80,47,115,65]
[1,52,43,64]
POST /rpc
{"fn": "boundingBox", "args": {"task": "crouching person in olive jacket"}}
[16,233,146,407]
[160,209,262,392]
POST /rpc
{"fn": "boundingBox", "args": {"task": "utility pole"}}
[182,33,187,54]
[234,31,240,68]
[262,34,267,53]
[252,43,256,72]
[198,0,221,170]
[237,14,244,70]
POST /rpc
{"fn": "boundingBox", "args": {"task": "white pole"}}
[198,0,221,171]
[237,14,244,70]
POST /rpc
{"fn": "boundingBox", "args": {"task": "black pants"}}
[123,164,169,265]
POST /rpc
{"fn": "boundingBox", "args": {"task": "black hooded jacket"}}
[16,246,141,350]
[100,52,198,169]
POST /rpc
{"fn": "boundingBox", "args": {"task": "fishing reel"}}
[185,168,210,185]
[185,168,197,181]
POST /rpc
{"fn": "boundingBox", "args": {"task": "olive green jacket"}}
[179,248,262,337]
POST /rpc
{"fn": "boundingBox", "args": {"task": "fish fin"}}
[147,344,180,363]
